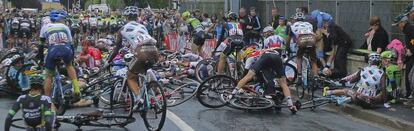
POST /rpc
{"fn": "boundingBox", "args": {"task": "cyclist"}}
[9,14,20,47]
[381,51,402,111]
[4,75,53,131]
[242,26,286,74]
[77,39,102,70]
[81,14,89,34]
[216,12,244,74]
[287,12,318,82]
[39,10,81,110]
[182,11,205,54]
[89,15,98,36]
[229,49,298,112]
[107,6,159,110]
[97,16,105,37]
[323,53,385,108]
[96,35,115,52]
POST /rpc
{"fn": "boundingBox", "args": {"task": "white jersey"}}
[39,23,73,45]
[291,21,313,36]
[120,21,152,49]
[263,35,286,49]
[356,65,384,97]
[89,17,98,27]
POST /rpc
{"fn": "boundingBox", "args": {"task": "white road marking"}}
[167,110,195,131]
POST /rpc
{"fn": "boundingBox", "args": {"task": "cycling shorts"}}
[251,53,285,78]
[128,44,159,74]
[193,31,206,46]
[297,46,317,63]
[45,44,74,72]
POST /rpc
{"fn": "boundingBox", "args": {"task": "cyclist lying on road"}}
[229,50,298,112]
[323,53,385,108]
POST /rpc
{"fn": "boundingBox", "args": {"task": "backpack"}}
[386,39,405,65]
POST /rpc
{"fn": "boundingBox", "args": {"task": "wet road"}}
[0,97,392,131]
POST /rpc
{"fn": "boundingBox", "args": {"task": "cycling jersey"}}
[275,25,288,39]
[225,21,243,36]
[6,94,52,129]
[263,35,286,49]
[186,17,204,33]
[80,47,102,68]
[120,21,150,49]
[357,65,384,97]
[39,23,74,71]
[385,64,402,92]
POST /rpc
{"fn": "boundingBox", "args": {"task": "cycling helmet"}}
[380,51,396,59]
[262,26,274,33]
[368,53,381,65]
[106,35,115,44]
[293,12,305,21]
[241,46,257,60]
[86,36,95,41]
[29,75,44,89]
[182,11,191,20]
[50,10,67,22]
[123,6,139,17]
[227,12,238,20]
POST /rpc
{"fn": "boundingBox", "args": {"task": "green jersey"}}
[385,64,401,92]
[186,18,204,32]
[275,25,288,39]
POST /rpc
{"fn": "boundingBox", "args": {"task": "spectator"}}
[239,7,251,44]
[274,16,288,40]
[310,10,334,30]
[246,7,261,44]
[361,16,389,54]
[270,7,281,29]
[393,15,414,100]
[323,23,352,79]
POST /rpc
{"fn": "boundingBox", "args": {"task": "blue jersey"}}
[310,10,333,29]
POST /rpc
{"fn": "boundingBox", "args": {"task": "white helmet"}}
[293,12,305,21]
[263,26,274,33]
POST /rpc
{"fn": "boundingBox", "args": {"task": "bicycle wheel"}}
[165,82,199,107]
[229,96,275,110]
[98,77,124,105]
[141,81,167,131]
[196,75,236,108]
[10,118,25,129]
[297,97,331,110]
[284,63,297,85]
[108,82,134,119]
[195,58,217,82]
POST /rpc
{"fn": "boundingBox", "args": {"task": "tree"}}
[11,0,42,9]
[107,0,125,11]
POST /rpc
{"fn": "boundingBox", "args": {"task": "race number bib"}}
[48,32,69,45]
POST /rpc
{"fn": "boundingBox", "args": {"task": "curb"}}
[289,87,414,131]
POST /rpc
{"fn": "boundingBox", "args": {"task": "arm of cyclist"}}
[4,96,22,131]
[340,70,361,83]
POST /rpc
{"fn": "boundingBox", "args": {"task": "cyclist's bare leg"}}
[66,64,80,97]
[44,73,55,111]
[312,62,318,76]
[296,57,303,75]
[328,88,350,96]
[217,55,227,74]
[127,71,141,97]
[236,70,255,89]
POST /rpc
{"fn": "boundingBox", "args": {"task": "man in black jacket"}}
[323,23,352,79]
[239,7,251,44]
[394,15,414,99]
[245,7,261,44]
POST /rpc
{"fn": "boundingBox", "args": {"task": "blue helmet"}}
[50,10,67,22]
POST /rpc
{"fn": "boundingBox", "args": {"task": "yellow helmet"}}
[182,11,191,20]
[241,46,257,60]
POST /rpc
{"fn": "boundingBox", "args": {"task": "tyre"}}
[196,75,236,108]
[141,81,167,131]
[165,82,199,107]
[229,96,275,110]
[98,77,124,105]
[107,80,134,119]
[195,58,217,82]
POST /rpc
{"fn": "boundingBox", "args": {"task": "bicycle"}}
[296,46,318,100]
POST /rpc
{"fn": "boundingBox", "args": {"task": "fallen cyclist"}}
[4,75,53,131]
[228,50,298,112]
[323,53,386,109]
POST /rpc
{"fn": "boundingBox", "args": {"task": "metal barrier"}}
[163,32,218,59]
